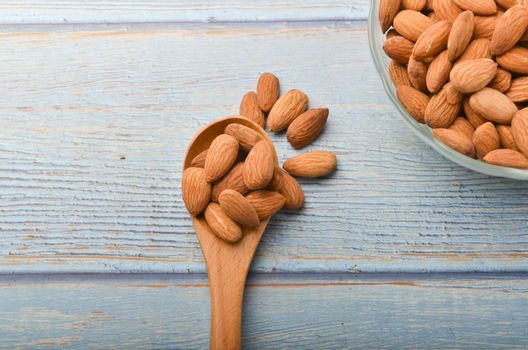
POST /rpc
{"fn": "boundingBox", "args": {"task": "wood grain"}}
[0,1,370,24]
[0,273,526,349]
[0,22,527,274]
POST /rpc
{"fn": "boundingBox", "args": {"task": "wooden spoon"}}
[183,116,278,350]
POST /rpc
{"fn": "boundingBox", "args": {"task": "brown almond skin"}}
[511,108,528,157]
[182,167,212,216]
[267,89,309,132]
[455,38,492,65]
[287,108,329,149]
[204,134,239,182]
[506,77,528,102]
[483,149,528,169]
[453,0,496,15]
[407,57,428,92]
[474,13,503,40]
[449,58,498,93]
[447,11,474,61]
[464,97,488,128]
[225,123,263,151]
[204,203,243,243]
[267,166,284,192]
[383,36,415,64]
[434,0,463,22]
[388,60,412,87]
[496,125,519,151]
[283,151,337,178]
[279,171,305,210]
[449,117,475,140]
[190,149,207,168]
[240,91,265,128]
[257,72,280,112]
[413,20,452,60]
[432,128,476,157]
[473,122,501,159]
[212,162,249,202]
[218,189,260,228]
[393,10,434,42]
[488,68,512,93]
[396,85,430,123]
[469,88,518,125]
[402,0,426,11]
[245,190,286,220]
[425,83,462,128]
[496,46,528,74]
[243,140,275,190]
[426,50,452,93]
[491,5,528,55]
[379,0,402,33]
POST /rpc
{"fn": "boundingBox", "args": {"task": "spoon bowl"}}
[183,115,278,350]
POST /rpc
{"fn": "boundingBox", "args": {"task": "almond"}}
[256,72,280,112]
[267,166,284,192]
[453,0,497,15]
[386,29,401,39]
[491,5,528,55]
[447,11,475,61]
[212,162,249,202]
[432,128,476,157]
[204,203,243,243]
[204,134,239,182]
[396,85,430,123]
[379,0,402,33]
[407,57,428,92]
[449,58,498,93]
[402,0,426,10]
[413,20,452,59]
[483,149,528,168]
[279,171,305,210]
[190,149,207,168]
[455,38,492,65]
[182,167,212,216]
[511,108,528,157]
[496,125,519,150]
[283,151,337,178]
[225,123,263,151]
[464,97,488,128]
[243,140,275,190]
[240,91,265,128]
[506,76,528,102]
[496,0,527,9]
[426,50,452,93]
[388,60,412,87]
[383,36,415,64]
[488,68,512,93]
[245,190,286,220]
[218,189,260,228]
[474,13,503,40]
[425,83,462,128]
[287,108,329,149]
[434,0,463,21]
[496,46,528,74]
[449,116,475,140]
[469,88,518,124]
[472,122,501,159]
[267,89,309,132]
[393,10,434,41]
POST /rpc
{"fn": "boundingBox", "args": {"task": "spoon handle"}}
[208,260,247,350]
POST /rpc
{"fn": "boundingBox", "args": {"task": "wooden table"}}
[1,1,527,348]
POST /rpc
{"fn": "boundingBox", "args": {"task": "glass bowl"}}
[368,0,528,180]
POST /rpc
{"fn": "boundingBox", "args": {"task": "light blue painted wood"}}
[0,21,527,274]
[0,1,369,24]
[0,273,527,349]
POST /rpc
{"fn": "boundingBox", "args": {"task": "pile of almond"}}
[380,0,528,169]
[182,73,337,243]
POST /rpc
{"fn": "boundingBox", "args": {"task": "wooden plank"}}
[0,273,527,349]
[0,1,370,24]
[0,22,528,274]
